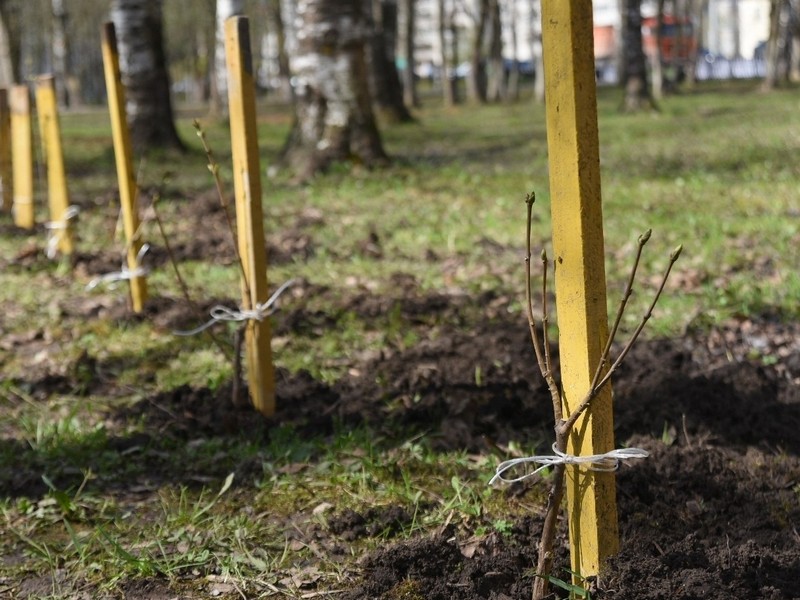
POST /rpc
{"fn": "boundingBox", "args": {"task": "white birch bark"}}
[213,0,245,114]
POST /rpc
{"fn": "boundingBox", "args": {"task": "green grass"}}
[1,80,799,596]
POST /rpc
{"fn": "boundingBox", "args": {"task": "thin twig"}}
[593,244,682,393]
[526,193,567,600]
[558,244,682,436]
[232,324,246,407]
[589,229,651,392]
[522,191,682,600]
[524,193,561,416]
[541,249,553,380]
[149,192,232,361]
[193,120,252,299]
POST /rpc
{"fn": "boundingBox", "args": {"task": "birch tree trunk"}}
[281,0,388,179]
[763,0,790,89]
[211,0,244,115]
[366,0,413,122]
[110,0,184,151]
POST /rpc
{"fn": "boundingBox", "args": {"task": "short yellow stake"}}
[10,85,34,229]
[36,76,74,256]
[101,22,147,313]
[541,0,618,578]
[0,89,11,212]
[224,16,275,416]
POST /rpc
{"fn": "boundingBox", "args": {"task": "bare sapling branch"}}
[515,194,682,600]
[149,190,233,362]
[524,192,561,415]
[193,120,252,299]
[589,229,651,393]
[591,244,682,394]
[541,249,554,382]
[559,241,681,438]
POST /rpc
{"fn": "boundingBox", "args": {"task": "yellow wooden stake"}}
[224,16,275,416]
[0,89,11,212]
[36,76,74,256]
[541,0,619,578]
[101,22,147,313]
[10,85,34,229]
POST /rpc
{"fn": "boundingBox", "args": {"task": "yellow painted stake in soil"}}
[101,22,147,313]
[0,89,11,212]
[10,85,34,229]
[541,0,619,578]
[224,16,276,416]
[36,76,74,256]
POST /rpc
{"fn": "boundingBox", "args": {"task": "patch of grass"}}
[1,81,799,595]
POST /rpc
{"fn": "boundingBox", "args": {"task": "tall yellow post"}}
[36,76,74,256]
[541,0,618,578]
[101,22,147,313]
[224,16,275,416]
[10,85,34,229]
[0,89,11,212]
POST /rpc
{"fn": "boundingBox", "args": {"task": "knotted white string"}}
[86,244,151,290]
[173,278,296,336]
[489,443,649,485]
[45,205,80,258]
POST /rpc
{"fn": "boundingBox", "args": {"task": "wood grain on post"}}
[36,76,74,256]
[0,89,11,212]
[224,16,275,416]
[10,85,34,229]
[101,22,147,313]
[541,0,619,578]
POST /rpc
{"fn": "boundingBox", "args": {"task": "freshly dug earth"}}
[7,290,799,599]
[3,197,799,599]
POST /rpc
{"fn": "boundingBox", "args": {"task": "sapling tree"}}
[150,122,290,409]
[492,192,682,600]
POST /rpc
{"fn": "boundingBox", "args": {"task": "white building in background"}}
[409,0,540,77]
[705,0,770,59]
[254,0,772,91]
[406,0,770,74]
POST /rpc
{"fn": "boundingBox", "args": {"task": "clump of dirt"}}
[329,505,413,540]
[343,523,542,600]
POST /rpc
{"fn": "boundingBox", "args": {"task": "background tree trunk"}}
[0,2,21,87]
[485,0,505,102]
[621,0,655,111]
[790,0,800,81]
[651,0,665,100]
[763,0,787,89]
[505,0,519,101]
[438,0,458,105]
[51,0,71,106]
[399,0,419,108]
[111,0,184,151]
[532,0,544,103]
[266,0,293,103]
[467,0,489,103]
[211,0,244,116]
[366,0,413,122]
[281,0,388,179]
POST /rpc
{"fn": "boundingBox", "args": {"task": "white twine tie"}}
[173,278,296,336]
[86,244,151,290]
[489,443,649,485]
[44,205,80,259]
